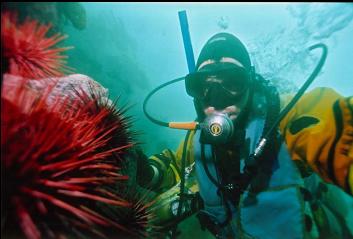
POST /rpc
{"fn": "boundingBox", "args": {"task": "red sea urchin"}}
[1,12,72,79]
[1,11,151,239]
[1,75,135,239]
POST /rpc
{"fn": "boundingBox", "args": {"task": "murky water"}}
[3,3,353,238]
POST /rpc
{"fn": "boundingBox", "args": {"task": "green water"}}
[5,2,353,238]
[63,3,353,237]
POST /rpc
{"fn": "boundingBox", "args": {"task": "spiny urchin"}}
[2,11,151,239]
[2,75,135,239]
[1,12,73,79]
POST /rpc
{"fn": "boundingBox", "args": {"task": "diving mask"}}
[185,65,250,101]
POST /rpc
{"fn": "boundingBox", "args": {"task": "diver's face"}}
[185,57,251,121]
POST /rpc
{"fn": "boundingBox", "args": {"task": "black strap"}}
[200,144,233,227]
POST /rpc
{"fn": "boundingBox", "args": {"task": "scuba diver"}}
[136,32,353,238]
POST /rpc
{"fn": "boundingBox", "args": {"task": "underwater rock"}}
[2,2,87,35]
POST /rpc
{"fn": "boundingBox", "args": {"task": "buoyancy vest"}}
[194,117,319,239]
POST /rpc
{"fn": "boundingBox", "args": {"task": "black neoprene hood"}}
[196,32,252,72]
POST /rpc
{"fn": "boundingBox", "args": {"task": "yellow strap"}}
[170,164,181,183]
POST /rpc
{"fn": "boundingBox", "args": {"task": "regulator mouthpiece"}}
[200,113,234,145]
